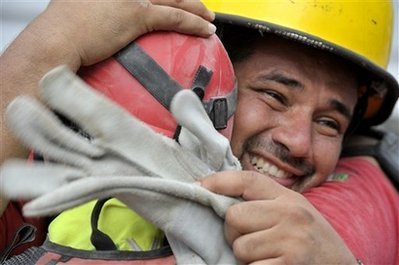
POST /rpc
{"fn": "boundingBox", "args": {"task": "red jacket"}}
[305,157,399,264]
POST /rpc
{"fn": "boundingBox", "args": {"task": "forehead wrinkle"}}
[259,70,304,90]
[255,69,354,121]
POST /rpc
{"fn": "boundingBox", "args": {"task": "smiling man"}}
[1,0,398,265]
[230,35,358,192]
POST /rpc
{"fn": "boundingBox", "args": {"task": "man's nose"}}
[272,114,313,159]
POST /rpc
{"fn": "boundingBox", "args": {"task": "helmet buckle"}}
[210,97,228,130]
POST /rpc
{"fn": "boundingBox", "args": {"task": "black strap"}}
[115,41,237,131]
[0,223,37,263]
[203,85,237,129]
[90,198,117,251]
[191,65,213,100]
[115,43,183,111]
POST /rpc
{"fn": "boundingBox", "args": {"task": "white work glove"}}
[1,65,241,264]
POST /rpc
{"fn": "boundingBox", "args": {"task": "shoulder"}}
[304,157,399,264]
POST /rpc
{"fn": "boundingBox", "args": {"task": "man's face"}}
[230,37,358,192]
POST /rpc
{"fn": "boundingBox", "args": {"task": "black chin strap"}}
[90,197,117,251]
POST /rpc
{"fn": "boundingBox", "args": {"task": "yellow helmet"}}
[203,0,399,126]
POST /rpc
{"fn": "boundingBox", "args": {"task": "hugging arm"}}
[0,0,215,217]
[0,0,215,164]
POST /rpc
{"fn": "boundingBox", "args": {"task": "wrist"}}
[23,10,82,72]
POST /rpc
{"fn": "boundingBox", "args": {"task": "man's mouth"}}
[246,154,298,188]
[251,155,292,179]
[239,138,316,190]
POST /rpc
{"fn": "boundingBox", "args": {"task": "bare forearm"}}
[1,11,81,163]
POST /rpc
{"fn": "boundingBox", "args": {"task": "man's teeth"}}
[251,156,291,179]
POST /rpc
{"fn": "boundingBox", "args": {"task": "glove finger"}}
[39,66,214,181]
[0,159,85,200]
[171,90,234,170]
[22,176,237,218]
[39,65,142,141]
[116,178,238,218]
[22,176,124,217]
[6,96,104,165]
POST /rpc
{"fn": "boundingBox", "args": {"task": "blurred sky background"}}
[1,1,398,133]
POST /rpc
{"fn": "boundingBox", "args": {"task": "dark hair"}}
[215,23,261,64]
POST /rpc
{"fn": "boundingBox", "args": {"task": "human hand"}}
[44,0,216,66]
[199,171,358,265]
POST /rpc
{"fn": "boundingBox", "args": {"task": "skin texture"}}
[231,37,358,192]
[0,1,373,264]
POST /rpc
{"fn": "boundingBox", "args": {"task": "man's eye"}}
[317,118,342,135]
[262,90,287,105]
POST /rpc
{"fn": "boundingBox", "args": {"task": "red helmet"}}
[78,32,237,140]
